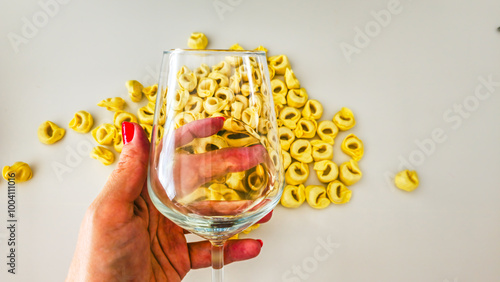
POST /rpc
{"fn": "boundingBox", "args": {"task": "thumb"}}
[100,122,150,204]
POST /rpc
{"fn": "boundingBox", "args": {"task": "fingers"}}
[174,145,268,196]
[175,117,225,147]
[188,239,262,269]
[185,200,254,216]
[100,122,150,204]
[256,210,273,224]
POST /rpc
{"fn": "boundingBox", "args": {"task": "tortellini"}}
[295,118,317,139]
[208,72,229,87]
[341,134,364,161]
[339,159,362,186]
[222,131,259,147]
[302,99,323,120]
[174,112,196,129]
[317,120,338,145]
[241,224,260,234]
[313,160,338,183]
[178,72,198,92]
[69,111,94,133]
[173,89,190,111]
[271,78,287,96]
[143,84,158,102]
[229,73,242,93]
[195,64,210,79]
[241,107,259,128]
[311,140,333,162]
[229,43,244,50]
[204,97,228,115]
[187,32,208,49]
[285,161,309,185]
[287,88,308,108]
[305,185,330,209]
[268,55,290,75]
[197,77,218,98]
[333,107,356,131]
[226,171,247,192]
[91,123,117,145]
[282,150,292,170]
[208,183,241,201]
[241,83,259,97]
[215,87,235,104]
[114,130,124,153]
[177,66,191,78]
[38,121,65,145]
[193,135,228,153]
[141,124,153,141]
[290,139,313,163]
[268,65,275,80]
[280,184,306,208]
[254,45,268,54]
[247,165,268,191]
[185,95,204,114]
[113,111,138,128]
[138,102,155,125]
[395,170,419,192]
[327,180,352,204]
[126,80,143,102]
[212,60,231,77]
[90,146,115,166]
[2,162,33,182]
[284,68,300,89]
[279,107,301,129]
[97,97,126,111]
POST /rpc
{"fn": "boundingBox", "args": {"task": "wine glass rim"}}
[163,48,266,56]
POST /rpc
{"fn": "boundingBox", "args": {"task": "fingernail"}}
[122,122,135,145]
[217,116,226,122]
[257,239,263,247]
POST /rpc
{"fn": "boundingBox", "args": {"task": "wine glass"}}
[148,49,284,281]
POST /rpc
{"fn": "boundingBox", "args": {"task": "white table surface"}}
[1,0,499,281]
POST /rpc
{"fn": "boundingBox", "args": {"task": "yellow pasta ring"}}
[305,185,330,209]
[97,97,126,111]
[326,180,352,204]
[280,184,306,208]
[333,107,356,131]
[285,161,309,185]
[339,159,362,186]
[341,133,364,161]
[2,162,33,182]
[69,111,94,133]
[38,121,65,145]
[90,146,115,166]
[113,111,138,128]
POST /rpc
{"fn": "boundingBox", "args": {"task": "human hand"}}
[66,121,272,281]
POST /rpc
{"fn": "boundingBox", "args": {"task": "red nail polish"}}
[257,239,263,247]
[122,122,135,145]
[217,116,226,122]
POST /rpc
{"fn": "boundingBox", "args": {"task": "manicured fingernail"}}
[257,239,263,247]
[217,116,226,122]
[122,122,135,145]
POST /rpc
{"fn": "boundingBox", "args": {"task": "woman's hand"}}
[66,121,271,281]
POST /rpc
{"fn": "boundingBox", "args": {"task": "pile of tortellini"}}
[189,33,367,209]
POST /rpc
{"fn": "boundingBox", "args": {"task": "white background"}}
[1,0,500,281]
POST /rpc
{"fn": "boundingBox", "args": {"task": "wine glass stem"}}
[211,241,225,282]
